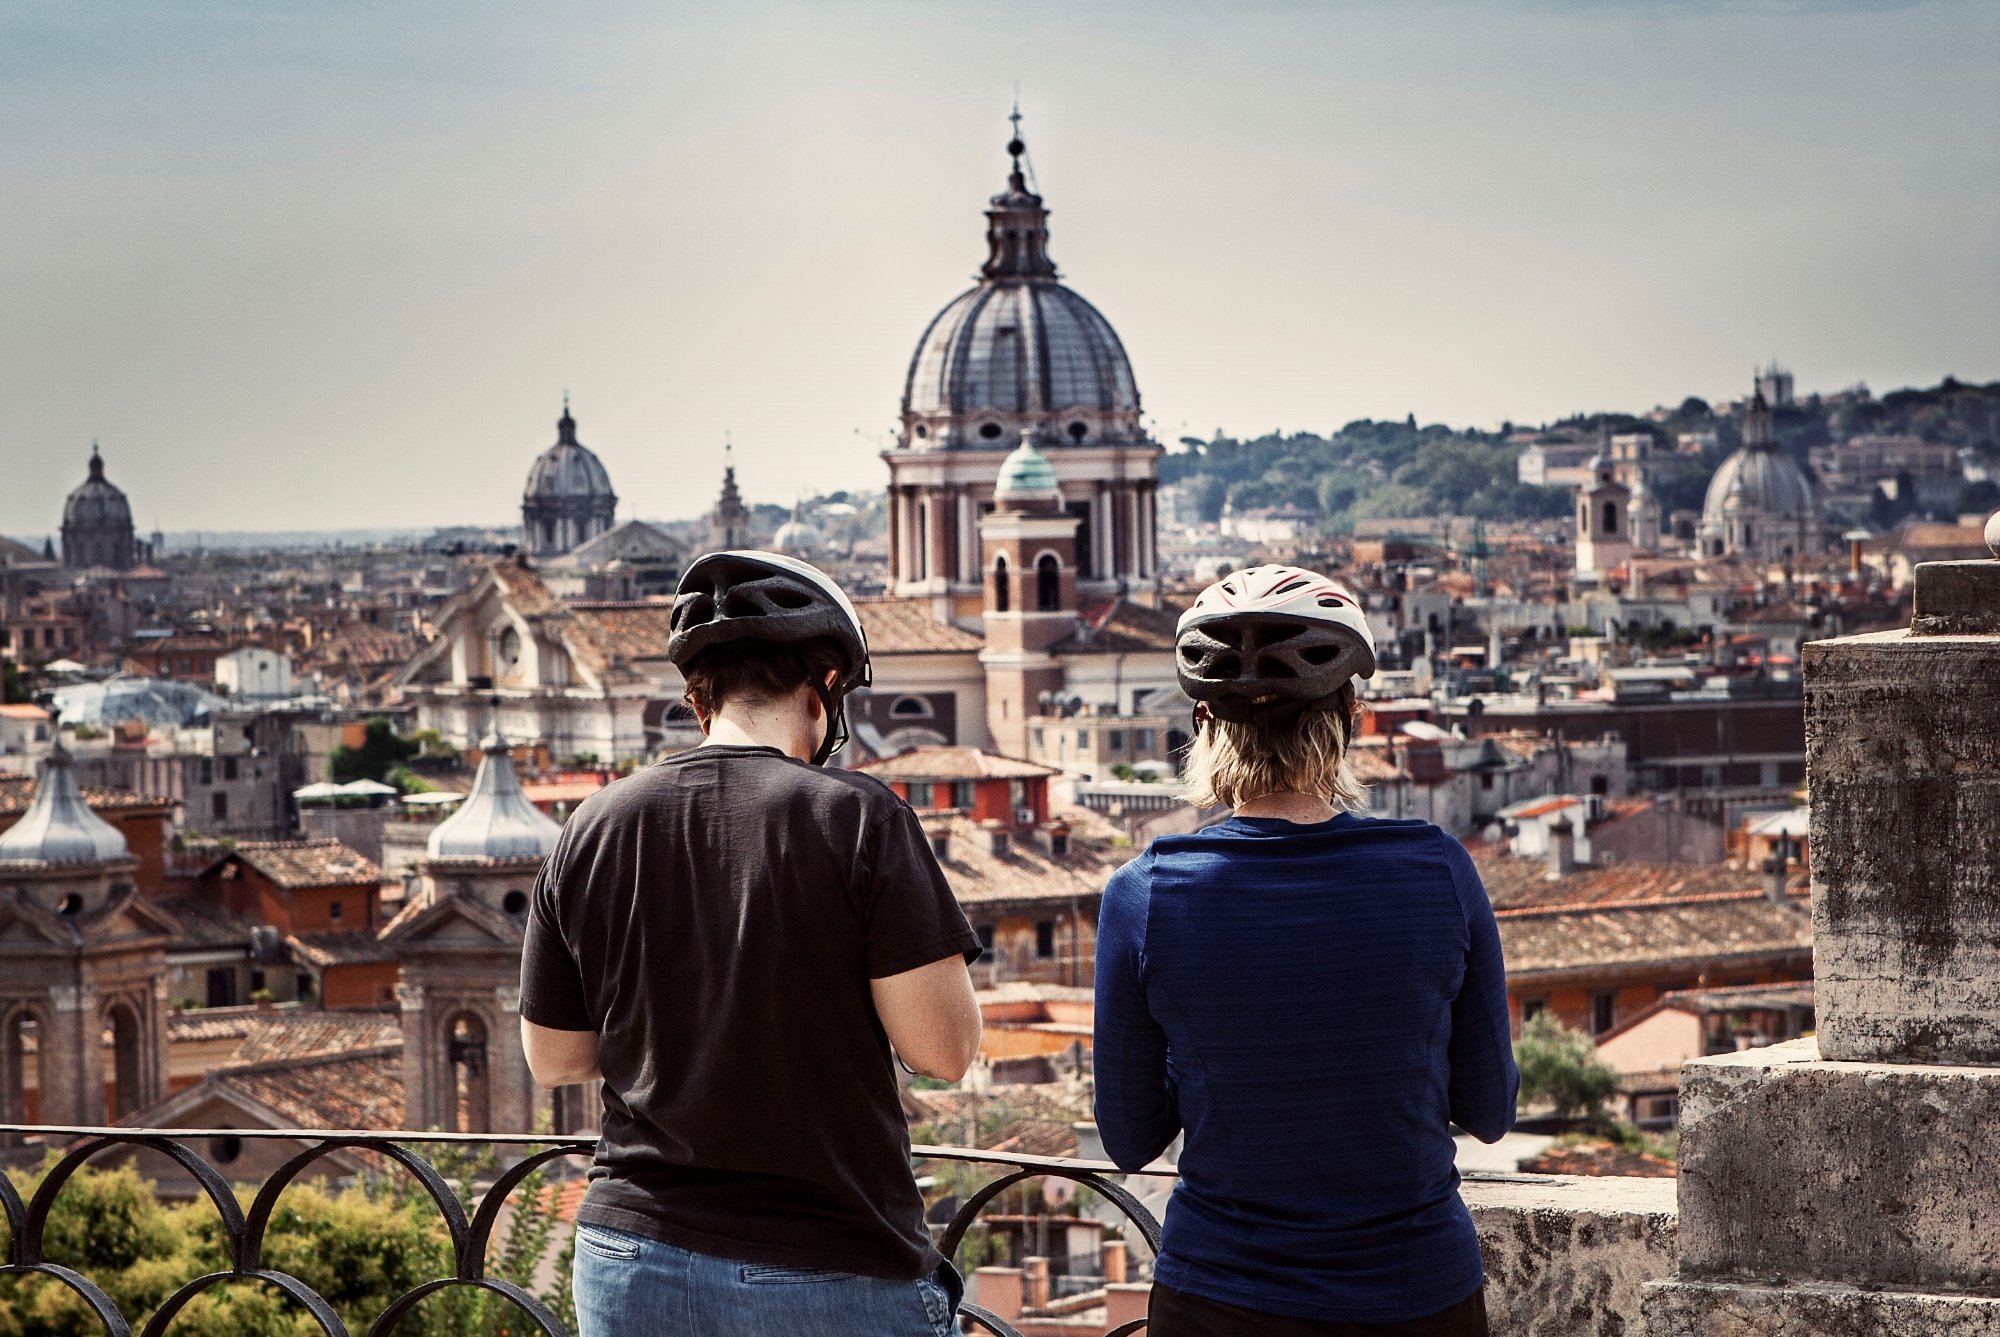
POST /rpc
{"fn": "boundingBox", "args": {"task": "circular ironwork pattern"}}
[0,1125,1167,1335]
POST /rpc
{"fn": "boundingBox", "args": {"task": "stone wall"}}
[1467,1174,1678,1337]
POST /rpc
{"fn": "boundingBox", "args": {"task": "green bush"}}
[0,1148,576,1337]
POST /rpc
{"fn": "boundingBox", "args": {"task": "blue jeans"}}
[572,1222,963,1337]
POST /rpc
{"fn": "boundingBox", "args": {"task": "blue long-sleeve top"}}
[1093,813,1517,1324]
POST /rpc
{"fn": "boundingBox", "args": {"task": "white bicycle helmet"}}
[1175,564,1376,723]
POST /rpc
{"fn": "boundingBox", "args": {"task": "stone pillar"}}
[1644,524,2000,1334]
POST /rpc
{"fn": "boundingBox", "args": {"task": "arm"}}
[1092,858,1181,1171]
[1444,838,1520,1142]
[517,833,603,1089]
[872,953,982,1081]
[521,1019,603,1088]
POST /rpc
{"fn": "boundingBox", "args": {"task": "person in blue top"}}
[1093,564,1518,1337]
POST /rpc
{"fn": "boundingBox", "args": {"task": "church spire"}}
[981,108,1059,281]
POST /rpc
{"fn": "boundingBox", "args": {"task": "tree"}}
[329,718,420,785]
[1513,1010,1619,1126]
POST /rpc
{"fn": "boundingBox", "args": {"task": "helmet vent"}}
[768,587,813,610]
[1272,577,1309,595]
[1300,644,1338,666]
[1316,595,1346,608]
[1256,657,1298,679]
[722,590,766,618]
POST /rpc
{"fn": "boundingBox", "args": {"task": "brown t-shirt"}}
[519,744,978,1280]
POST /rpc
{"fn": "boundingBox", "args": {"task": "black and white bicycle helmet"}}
[669,550,872,764]
[1175,564,1376,723]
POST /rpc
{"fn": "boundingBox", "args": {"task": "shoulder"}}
[1104,849,1157,904]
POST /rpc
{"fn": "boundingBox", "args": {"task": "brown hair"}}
[681,637,845,719]
[1181,688,1363,811]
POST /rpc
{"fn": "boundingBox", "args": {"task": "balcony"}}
[0,1123,1674,1336]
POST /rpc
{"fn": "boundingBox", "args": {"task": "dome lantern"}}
[995,428,1063,507]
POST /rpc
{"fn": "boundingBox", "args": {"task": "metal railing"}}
[0,1124,1163,1337]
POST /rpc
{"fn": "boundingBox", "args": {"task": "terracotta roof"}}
[0,777,172,817]
[288,930,400,967]
[156,895,261,949]
[222,839,382,890]
[215,1048,405,1131]
[307,623,418,670]
[858,747,1059,782]
[224,1009,404,1066]
[1049,600,1183,655]
[566,604,675,676]
[1595,981,1816,1046]
[0,704,50,720]
[1499,892,1812,980]
[1473,854,1806,912]
[162,1005,402,1066]
[1345,746,1406,784]
[854,599,986,654]
[926,810,1124,908]
[489,556,569,618]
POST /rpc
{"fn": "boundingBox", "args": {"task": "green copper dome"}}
[995,433,1061,500]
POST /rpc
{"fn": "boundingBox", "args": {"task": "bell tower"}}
[382,732,589,1133]
[0,749,173,1127]
[979,432,1080,758]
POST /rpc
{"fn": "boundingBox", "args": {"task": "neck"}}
[1235,791,1338,824]
[702,696,822,763]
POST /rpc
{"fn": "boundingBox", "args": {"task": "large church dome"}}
[63,448,133,530]
[1701,446,1814,524]
[524,407,615,501]
[60,446,139,570]
[1695,386,1823,564]
[899,134,1143,451]
[522,402,618,559]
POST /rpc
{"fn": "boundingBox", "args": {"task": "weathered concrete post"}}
[1644,520,2000,1335]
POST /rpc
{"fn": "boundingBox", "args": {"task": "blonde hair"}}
[1181,694,1363,811]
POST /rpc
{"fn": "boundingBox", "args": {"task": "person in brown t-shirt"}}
[520,551,982,1337]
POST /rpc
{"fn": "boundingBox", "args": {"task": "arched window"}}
[1036,555,1061,612]
[1,1006,43,1140]
[1603,501,1618,534]
[992,555,1010,613]
[105,1002,143,1119]
[890,695,933,719]
[447,1012,491,1133]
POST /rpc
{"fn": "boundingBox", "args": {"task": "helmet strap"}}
[809,677,848,766]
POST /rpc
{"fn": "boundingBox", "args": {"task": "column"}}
[928,491,948,588]
[886,488,900,583]
[1643,522,2000,1334]
[957,489,975,585]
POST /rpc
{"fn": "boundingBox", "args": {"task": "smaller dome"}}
[0,748,129,866]
[525,410,615,500]
[63,448,134,529]
[995,431,1061,502]
[426,732,563,861]
[773,513,824,556]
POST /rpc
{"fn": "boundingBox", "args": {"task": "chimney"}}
[1102,1240,1128,1284]
[1046,819,1070,858]
[1762,854,1790,905]
[928,827,951,863]
[978,818,1011,857]
[1545,816,1576,880]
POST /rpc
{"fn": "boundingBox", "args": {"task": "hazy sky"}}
[3,0,1996,538]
